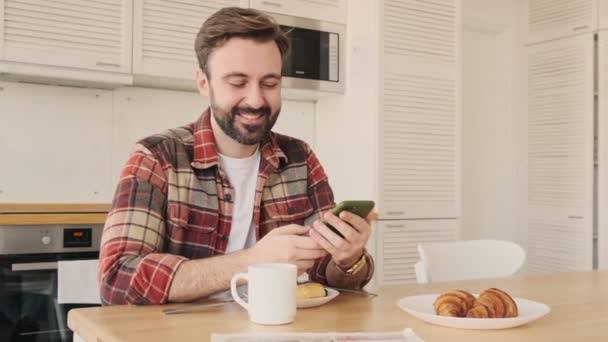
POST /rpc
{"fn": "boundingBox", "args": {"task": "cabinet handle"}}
[12,262,57,271]
[386,224,405,229]
[262,1,283,8]
[573,25,588,31]
[568,215,584,219]
[386,211,405,216]
[96,62,121,68]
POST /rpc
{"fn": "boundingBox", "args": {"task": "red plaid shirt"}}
[99,110,373,305]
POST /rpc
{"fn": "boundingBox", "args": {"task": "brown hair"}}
[194,7,289,77]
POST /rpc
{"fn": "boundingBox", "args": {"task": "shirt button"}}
[287,207,295,215]
[223,194,232,202]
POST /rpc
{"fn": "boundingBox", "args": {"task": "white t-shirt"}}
[219,148,261,253]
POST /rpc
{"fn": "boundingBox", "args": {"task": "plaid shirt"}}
[99,110,374,305]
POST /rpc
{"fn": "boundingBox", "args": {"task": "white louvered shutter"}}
[596,31,608,269]
[379,0,461,219]
[249,0,347,24]
[1,0,132,73]
[377,219,457,285]
[527,34,594,273]
[133,0,248,80]
[526,0,596,44]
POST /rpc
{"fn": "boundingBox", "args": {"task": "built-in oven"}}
[0,224,102,342]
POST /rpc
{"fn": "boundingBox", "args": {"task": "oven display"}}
[63,228,92,248]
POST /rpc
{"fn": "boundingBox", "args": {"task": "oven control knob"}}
[41,236,51,245]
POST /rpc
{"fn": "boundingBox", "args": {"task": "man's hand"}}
[309,211,372,268]
[249,224,328,274]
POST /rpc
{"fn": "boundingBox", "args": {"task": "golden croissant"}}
[466,288,518,318]
[433,290,476,317]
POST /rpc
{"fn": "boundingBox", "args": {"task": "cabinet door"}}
[526,0,596,44]
[375,219,457,286]
[132,0,248,81]
[378,0,461,220]
[597,31,608,269]
[249,0,347,24]
[0,81,113,203]
[527,34,594,272]
[1,0,132,73]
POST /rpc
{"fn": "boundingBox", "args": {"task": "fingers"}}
[297,248,328,260]
[292,235,323,249]
[322,212,358,241]
[335,211,369,234]
[309,227,338,254]
[312,220,350,251]
[269,224,311,236]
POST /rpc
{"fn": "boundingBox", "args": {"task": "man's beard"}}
[210,92,280,145]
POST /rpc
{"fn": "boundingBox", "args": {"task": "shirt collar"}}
[191,109,288,170]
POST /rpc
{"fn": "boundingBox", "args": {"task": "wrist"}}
[335,250,366,275]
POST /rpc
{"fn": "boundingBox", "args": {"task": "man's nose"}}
[243,85,265,109]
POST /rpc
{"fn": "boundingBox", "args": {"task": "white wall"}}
[0,82,316,203]
[461,0,528,248]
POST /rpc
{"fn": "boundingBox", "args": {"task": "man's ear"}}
[196,68,210,97]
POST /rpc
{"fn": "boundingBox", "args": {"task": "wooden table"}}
[68,271,608,342]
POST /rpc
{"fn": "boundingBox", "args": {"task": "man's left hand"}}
[309,211,372,268]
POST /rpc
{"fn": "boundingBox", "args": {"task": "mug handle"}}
[230,272,249,311]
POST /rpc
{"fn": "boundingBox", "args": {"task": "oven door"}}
[0,252,99,342]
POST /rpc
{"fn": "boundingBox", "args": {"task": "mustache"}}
[231,106,271,117]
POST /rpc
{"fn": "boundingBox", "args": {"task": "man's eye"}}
[230,83,246,88]
[263,82,279,88]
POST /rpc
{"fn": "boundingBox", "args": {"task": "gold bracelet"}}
[337,252,367,275]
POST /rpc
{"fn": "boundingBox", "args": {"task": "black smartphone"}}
[324,200,375,238]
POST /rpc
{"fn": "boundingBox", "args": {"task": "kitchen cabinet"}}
[316,0,461,285]
[526,0,597,44]
[0,0,133,85]
[375,219,458,286]
[527,34,595,272]
[132,0,248,88]
[249,0,347,24]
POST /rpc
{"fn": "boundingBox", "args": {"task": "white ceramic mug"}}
[230,263,297,325]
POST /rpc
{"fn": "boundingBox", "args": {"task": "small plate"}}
[397,294,550,330]
[297,288,339,309]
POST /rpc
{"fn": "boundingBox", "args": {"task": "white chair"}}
[414,240,526,284]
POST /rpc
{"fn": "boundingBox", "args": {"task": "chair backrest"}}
[414,240,526,284]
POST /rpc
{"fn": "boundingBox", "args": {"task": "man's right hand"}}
[249,224,328,274]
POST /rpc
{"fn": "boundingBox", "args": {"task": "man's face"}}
[198,37,282,145]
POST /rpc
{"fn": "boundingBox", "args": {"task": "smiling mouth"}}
[237,112,266,125]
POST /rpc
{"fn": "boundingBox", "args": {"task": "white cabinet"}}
[596,31,608,269]
[376,219,458,286]
[132,0,248,87]
[0,81,114,203]
[527,34,595,272]
[0,0,133,84]
[249,0,347,24]
[600,0,608,30]
[526,0,597,44]
[378,0,461,220]
[316,0,461,285]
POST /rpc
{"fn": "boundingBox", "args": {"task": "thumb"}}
[269,224,311,236]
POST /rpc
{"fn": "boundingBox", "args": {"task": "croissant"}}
[466,288,518,318]
[433,290,476,317]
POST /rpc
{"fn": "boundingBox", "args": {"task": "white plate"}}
[297,288,339,309]
[397,294,550,330]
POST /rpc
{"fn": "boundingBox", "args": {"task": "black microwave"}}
[274,14,345,93]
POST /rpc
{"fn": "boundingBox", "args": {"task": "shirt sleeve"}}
[301,144,375,289]
[98,145,186,305]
